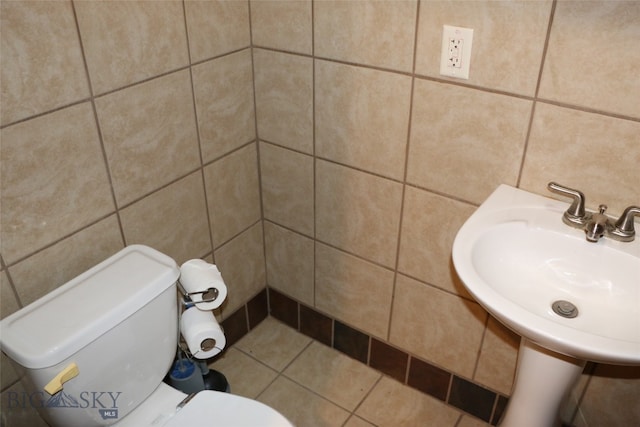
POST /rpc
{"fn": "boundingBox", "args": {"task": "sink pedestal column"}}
[500,339,585,427]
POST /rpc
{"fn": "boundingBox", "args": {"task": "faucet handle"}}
[547,182,588,225]
[611,206,640,242]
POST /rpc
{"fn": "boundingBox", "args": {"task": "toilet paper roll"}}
[179,259,228,310]
[180,307,226,360]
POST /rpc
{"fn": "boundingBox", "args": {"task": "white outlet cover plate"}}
[440,25,473,80]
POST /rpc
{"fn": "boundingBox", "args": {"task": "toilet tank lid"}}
[0,245,180,369]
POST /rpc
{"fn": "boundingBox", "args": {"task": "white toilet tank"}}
[0,245,180,427]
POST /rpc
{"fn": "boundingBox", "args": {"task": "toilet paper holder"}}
[177,282,220,306]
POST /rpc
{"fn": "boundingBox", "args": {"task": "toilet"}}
[0,245,293,427]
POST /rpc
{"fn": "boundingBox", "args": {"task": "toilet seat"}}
[164,390,293,427]
[113,383,185,427]
[114,383,293,427]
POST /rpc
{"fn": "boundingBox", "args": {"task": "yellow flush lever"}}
[44,362,79,395]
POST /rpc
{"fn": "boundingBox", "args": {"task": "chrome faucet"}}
[547,182,639,242]
[611,205,640,241]
[584,205,609,242]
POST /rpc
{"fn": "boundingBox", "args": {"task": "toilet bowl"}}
[0,245,293,427]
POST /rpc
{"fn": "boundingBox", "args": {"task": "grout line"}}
[386,0,423,343]
[2,140,258,269]
[239,47,640,124]
[347,374,384,426]
[488,393,500,427]
[213,218,263,253]
[568,363,596,426]
[535,0,558,100]
[0,49,253,131]
[0,97,91,130]
[259,138,482,210]
[181,0,217,263]
[246,0,270,286]
[281,339,315,374]
[231,347,281,398]
[445,372,454,404]
[516,0,556,188]
[0,254,24,319]
[249,338,315,401]
[311,0,318,312]
[404,355,412,386]
[515,100,538,188]
[471,312,491,379]
[69,0,126,248]
[2,212,120,268]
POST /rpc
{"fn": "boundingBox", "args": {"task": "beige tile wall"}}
[253,1,639,426]
[1,1,639,426]
[0,0,264,400]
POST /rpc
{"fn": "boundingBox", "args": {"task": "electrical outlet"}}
[440,25,473,79]
[448,38,463,68]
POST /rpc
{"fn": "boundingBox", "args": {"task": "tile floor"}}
[210,317,492,427]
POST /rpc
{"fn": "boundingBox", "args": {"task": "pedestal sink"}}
[452,185,640,427]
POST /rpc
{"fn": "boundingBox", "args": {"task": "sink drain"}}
[552,300,578,318]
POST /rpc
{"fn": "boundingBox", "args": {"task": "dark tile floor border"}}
[221,287,508,425]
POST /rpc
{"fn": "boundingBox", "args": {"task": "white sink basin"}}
[452,185,640,365]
